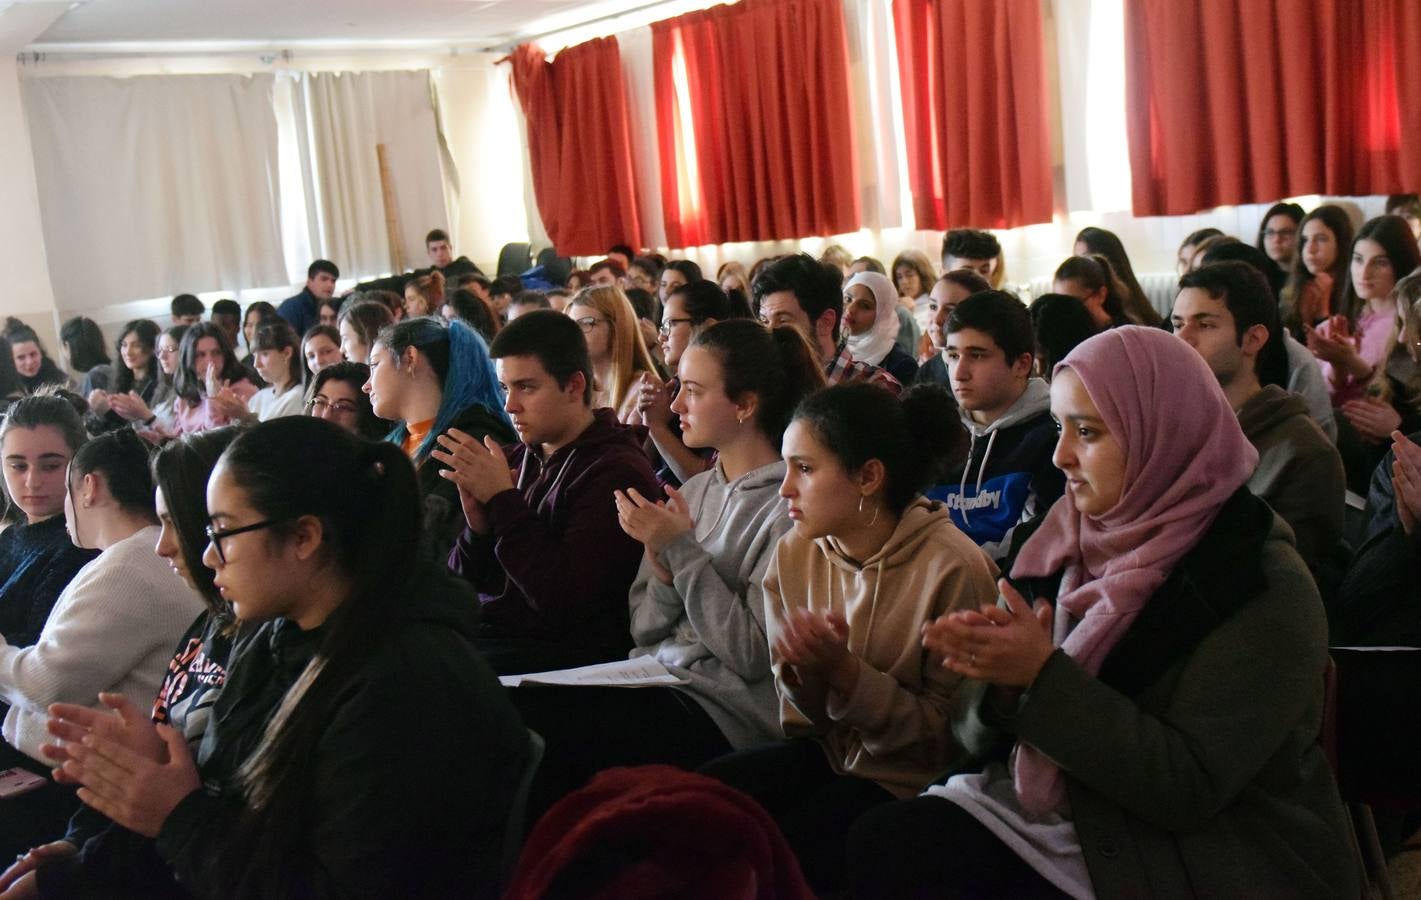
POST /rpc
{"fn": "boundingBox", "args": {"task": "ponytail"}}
[791,382,966,513]
[71,428,156,518]
[691,321,826,449]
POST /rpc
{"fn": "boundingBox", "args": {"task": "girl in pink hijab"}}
[846,326,1356,899]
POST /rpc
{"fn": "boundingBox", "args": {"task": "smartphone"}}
[0,767,48,799]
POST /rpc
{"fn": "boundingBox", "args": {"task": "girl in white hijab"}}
[843,272,919,385]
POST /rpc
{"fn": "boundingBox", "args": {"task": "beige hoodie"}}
[764,499,998,797]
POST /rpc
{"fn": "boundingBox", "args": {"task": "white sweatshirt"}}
[0,525,206,762]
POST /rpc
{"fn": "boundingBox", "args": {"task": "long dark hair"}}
[1341,215,1421,326]
[153,427,239,617]
[305,362,386,440]
[690,321,825,449]
[173,322,246,405]
[219,417,420,893]
[1281,205,1353,333]
[4,317,69,391]
[111,319,162,396]
[1072,228,1160,326]
[791,382,965,513]
[60,317,111,372]
[253,320,304,393]
[1054,255,1129,327]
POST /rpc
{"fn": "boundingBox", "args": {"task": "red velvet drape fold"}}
[651,0,860,248]
[507,39,643,255]
[891,0,1054,230]
[1126,0,1421,217]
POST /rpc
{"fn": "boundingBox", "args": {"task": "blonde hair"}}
[819,244,853,272]
[717,261,751,295]
[570,285,658,411]
[405,271,445,317]
[891,249,937,298]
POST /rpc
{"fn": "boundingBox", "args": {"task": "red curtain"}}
[891,0,1054,230]
[507,39,642,255]
[651,0,860,249]
[1126,0,1421,217]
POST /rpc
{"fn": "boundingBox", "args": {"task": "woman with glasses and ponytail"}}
[0,429,203,860]
[363,317,515,564]
[45,417,527,899]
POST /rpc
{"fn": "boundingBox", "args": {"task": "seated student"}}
[588,259,626,288]
[566,286,662,425]
[84,319,161,435]
[403,270,445,318]
[488,275,522,322]
[850,326,1357,900]
[238,301,278,368]
[316,296,341,327]
[0,427,239,899]
[892,249,936,341]
[444,288,502,340]
[509,321,824,804]
[1200,238,1340,442]
[717,260,753,300]
[307,361,386,440]
[1283,205,1354,339]
[504,290,549,322]
[300,324,343,376]
[168,295,204,327]
[1029,294,1098,380]
[843,272,920,385]
[4,319,70,393]
[1256,202,1305,298]
[915,270,992,388]
[942,229,1001,286]
[701,382,998,892]
[626,255,663,295]
[624,287,666,369]
[566,269,590,292]
[638,280,734,485]
[211,320,306,424]
[337,299,394,365]
[0,395,98,650]
[60,317,111,395]
[43,418,528,899]
[105,325,185,435]
[456,271,493,303]
[1073,227,1163,326]
[659,260,703,310]
[1051,255,1131,330]
[438,310,659,674]
[208,300,243,354]
[1173,262,1344,564]
[755,253,902,393]
[927,291,1065,561]
[364,317,514,565]
[0,429,204,858]
[1176,227,1225,276]
[159,324,257,437]
[354,229,483,297]
[1387,193,1421,241]
[606,243,635,272]
[276,260,339,337]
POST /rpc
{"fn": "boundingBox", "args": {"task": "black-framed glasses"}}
[307,396,359,415]
[1262,228,1297,239]
[206,520,282,564]
[659,317,696,335]
[574,316,610,333]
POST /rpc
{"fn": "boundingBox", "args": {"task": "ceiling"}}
[25,0,666,52]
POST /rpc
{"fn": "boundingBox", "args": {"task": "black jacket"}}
[415,404,517,568]
[154,564,528,899]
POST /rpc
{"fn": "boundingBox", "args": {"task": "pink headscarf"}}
[1010,326,1258,817]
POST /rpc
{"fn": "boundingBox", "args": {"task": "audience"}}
[626,255,662,295]
[929,291,1065,561]
[209,299,243,352]
[1073,226,1161,326]
[316,296,341,327]
[168,295,204,327]
[1256,201,1305,297]
[0,428,204,857]
[161,323,257,437]
[915,269,993,388]
[1176,227,1225,276]
[277,259,340,336]
[488,275,523,321]
[364,317,514,565]
[1173,262,1345,565]
[566,285,661,424]
[238,301,278,366]
[1028,292,1097,379]
[755,253,902,394]
[443,288,502,339]
[1386,194,1421,241]
[701,381,997,892]
[942,229,1001,286]
[842,271,919,385]
[306,361,386,440]
[503,290,549,322]
[439,310,659,674]
[59,317,110,393]
[588,259,626,288]
[212,320,305,423]
[1282,204,1354,338]
[404,270,445,318]
[106,324,185,434]
[84,319,161,435]
[1051,255,1131,330]
[891,248,934,358]
[5,319,69,393]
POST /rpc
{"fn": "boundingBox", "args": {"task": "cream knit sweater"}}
[0,525,205,762]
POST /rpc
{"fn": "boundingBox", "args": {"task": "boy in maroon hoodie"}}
[435,310,659,674]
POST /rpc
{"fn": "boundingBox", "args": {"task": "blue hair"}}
[381,318,511,463]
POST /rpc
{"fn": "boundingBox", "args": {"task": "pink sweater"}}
[170,378,258,435]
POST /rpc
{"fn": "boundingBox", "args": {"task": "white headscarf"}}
[843,271,901,367]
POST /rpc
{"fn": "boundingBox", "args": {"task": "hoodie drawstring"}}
[957,427,998,525]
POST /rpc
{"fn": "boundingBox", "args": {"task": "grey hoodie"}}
[628,459,791,749]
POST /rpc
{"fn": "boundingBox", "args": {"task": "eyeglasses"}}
[574,316,610,333]
[659,317,696,335]
[1262,228,1297,239]
[308,396,359,415]
[206,519,283,565]
[157,346,178,357]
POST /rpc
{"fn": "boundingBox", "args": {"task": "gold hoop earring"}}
[859,495,879,527]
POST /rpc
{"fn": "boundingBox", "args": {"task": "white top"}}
[0,525,206,762]
[248,383,307,421]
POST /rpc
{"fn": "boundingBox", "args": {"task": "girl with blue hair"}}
[364,317,515,563]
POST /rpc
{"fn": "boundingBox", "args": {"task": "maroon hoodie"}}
[449,408,659,653]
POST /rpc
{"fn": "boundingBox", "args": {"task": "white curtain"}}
[291,70,448,277]
[842,0,907,232]
[618,27,668,250]
[21,73,286,310]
